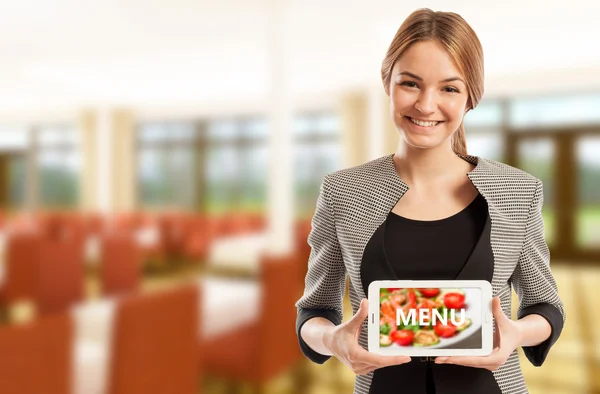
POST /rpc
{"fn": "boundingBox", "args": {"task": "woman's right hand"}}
[323,299,412,375]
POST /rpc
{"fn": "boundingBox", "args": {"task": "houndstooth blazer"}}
[295,153,566,394]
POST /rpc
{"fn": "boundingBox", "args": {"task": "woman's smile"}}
[404,116,444,132]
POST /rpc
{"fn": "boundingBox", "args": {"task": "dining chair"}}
[202,252,304,394]
[99,233,141,296]
[37,237,85,315]
[107,284,200,394]
[0,312,74,394]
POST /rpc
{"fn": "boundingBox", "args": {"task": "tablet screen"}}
[378,287,482,350]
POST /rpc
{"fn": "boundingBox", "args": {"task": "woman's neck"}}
[393,144,472,187]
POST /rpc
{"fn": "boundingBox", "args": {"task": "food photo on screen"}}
[378,287,482,349]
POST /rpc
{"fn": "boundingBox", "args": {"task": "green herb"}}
[380,323,391,335]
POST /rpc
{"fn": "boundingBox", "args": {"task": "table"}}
[207,233,269,275]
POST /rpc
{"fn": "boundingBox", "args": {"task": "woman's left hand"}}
[434,296,521,371]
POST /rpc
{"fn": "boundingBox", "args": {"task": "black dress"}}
[362,193,488,394]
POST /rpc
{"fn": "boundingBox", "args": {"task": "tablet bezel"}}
[367,280,493,356]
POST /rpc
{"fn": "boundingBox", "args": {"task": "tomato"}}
[391,329,415,346]
[434,323,457,338]
[400,290,418,316]
[419,288,440,297]
[443,292,465,309]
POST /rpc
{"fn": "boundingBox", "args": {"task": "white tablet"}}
[368,280,493,356]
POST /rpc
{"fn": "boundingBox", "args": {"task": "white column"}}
[79,110,97,211]
[266,0,293,256]
[96,108,113,213]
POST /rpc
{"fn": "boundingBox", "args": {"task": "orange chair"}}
[83,212,105,236]
[160,212,189,259]
[0,312,73,394]
[180,215,210,264]
[1,232,41,306]
[37,237,85,315]
[202,253,303,392]
[247,214,266,232]
[107,284,200,394]
[100,233,141,296]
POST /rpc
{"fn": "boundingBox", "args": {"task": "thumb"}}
[348,299,369,332]
[492,296,508,325]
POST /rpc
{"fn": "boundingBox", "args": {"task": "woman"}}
[295,8,565,394]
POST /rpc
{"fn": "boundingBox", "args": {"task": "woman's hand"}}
[323,299,411,375]
[434,297,522,371]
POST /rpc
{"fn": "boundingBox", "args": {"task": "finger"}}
[351,346,411,367]
[435,351,502,368]
[492,297,508,326]
[348,300,369,343]
[434,356,486,367]
[347,299,369,333]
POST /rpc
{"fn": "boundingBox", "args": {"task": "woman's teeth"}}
[409,117,441,127]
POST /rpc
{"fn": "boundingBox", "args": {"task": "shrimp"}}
[380,315,397,334]
[380,299,395,320]
[414,330,440,346]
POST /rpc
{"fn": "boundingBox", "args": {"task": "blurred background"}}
[0,0,598,393]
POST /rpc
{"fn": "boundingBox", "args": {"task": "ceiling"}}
[0,0,598,110]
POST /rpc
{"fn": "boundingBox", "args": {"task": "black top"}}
[374,192,488,394]
[296,192,563,394]
[384,193,487,280]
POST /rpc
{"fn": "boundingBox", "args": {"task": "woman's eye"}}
[400,81,418,88]
[444,87,459,93]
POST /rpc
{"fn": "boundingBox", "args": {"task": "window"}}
[509,93,600,129]
[0,125,80,210]
[293,112,341,218]
[205,118,268,214]
[464,101,504,161]
[37,125,81,208]
[576,136,600,248]
[137,122,198,209]
[138,117,269,213]
[0,127,29,210]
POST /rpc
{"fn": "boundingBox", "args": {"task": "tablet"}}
[368,280,493,356]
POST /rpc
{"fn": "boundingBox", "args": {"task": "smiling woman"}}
[381,11,484,156]
[296,7,565,394]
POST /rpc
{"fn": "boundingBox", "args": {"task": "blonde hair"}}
[381,8,484,155]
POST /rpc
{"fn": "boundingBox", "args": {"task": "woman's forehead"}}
[393,41,464,82]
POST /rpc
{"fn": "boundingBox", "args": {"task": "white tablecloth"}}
[72,277,261,394]
[207,233,268,274]
[72,299,116,394]
[197,277,262,338]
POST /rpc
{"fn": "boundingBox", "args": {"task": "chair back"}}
[37,238,85,315]
[0,312,73,394]
[100,233,141,296]
[107,284,200,394]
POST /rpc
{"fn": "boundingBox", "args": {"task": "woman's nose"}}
[415,91,437,114]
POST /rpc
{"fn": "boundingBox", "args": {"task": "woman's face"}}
[389,40,470,150]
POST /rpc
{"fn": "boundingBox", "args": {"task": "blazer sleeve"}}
[510,179,566,367]
[295,174,347,364]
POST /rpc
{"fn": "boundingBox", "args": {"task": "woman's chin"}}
[402,135,443,150]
